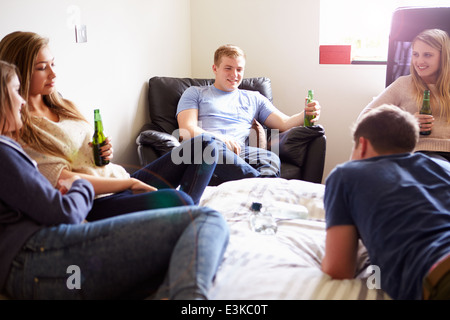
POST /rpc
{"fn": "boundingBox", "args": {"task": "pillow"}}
[248,119,267,149]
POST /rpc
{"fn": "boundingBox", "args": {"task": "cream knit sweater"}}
[22,116,130,188]
[360,75,450,153]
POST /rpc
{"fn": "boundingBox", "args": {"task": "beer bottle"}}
[304,89,315,127]
[419,90,432,136]
[92,109,110,166]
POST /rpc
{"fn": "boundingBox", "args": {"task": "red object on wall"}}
[319,45,351,64]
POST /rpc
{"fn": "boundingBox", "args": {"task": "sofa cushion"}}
[248,119,267,149]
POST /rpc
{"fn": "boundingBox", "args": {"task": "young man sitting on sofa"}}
[176,44,321,183]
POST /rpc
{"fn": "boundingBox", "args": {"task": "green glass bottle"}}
[419,90,432,136]
[304,89,315,127]
[92,109,110,166]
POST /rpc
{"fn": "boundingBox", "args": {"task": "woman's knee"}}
[195,207,229,235]
[153,189,194,207]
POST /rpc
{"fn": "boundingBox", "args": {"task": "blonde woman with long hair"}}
[0,31,221,221]
[359,29,450,161]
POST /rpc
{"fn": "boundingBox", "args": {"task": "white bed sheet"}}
[199,178,391,300]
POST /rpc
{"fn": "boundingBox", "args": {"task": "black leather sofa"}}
[136,76,326,183]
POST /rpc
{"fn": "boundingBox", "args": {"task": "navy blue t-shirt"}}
[324,153,450,299]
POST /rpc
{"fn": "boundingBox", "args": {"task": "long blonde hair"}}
[0,31,87,159]
[410,29,450,122]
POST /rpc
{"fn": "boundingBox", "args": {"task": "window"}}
[319,0,450,64]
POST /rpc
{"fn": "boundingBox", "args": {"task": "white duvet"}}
[199,178,391,300]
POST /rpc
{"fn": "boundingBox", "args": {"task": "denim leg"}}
[212,142,261,184]
[212,143,282,184]
[154,208,230,299]
[5,206,228,300]
[87,189,194,221]
[241,146,281,177]
[132,134,219,204]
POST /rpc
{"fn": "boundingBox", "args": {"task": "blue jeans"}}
[5,206,229,300]
[211,143,281,185]
[88,134,219,221]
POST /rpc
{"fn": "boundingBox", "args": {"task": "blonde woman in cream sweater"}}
[360,29,450,161]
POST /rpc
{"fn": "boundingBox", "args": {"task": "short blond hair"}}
[214,45,246,66]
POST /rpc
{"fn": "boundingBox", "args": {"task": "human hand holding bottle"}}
[304,99,321,123]
[417,90,433,135]
[89,137,114,162]
[414,112,435,134]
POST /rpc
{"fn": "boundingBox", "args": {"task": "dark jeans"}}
[88,134,219,221]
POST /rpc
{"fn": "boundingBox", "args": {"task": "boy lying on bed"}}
[321,104,450,300]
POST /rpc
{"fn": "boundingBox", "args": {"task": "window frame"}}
[319,0,450,65]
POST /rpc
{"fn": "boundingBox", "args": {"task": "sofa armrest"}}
[268,125,326,183]
[273,125,325,166]
[136,130,180,158]
[301,134,326,183]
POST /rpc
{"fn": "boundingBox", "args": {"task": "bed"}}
[199,177,391,300]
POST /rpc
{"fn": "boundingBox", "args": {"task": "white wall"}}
[0,0,191,172]
[1,0,389,182]
[190,0,388,182]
